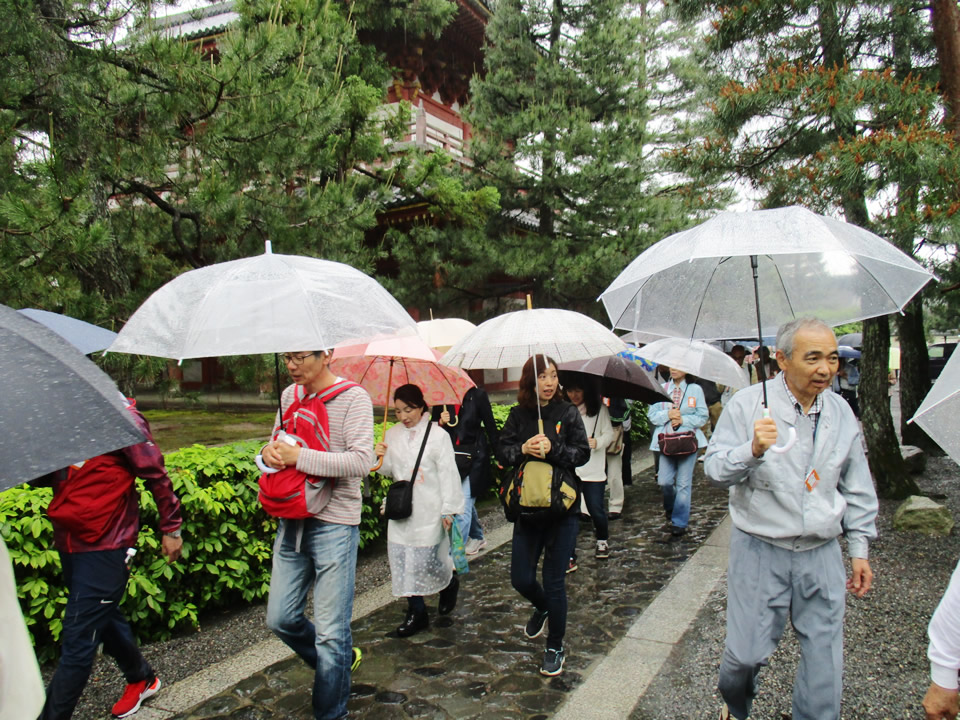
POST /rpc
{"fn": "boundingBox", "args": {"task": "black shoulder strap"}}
[410,421,433,482]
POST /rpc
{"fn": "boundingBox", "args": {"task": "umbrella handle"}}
[371,457,384,473]
[445,405,459,427]
[762,408,798,454]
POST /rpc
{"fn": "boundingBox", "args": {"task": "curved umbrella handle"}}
[370,457,384,473]
[446,405,459,427]
[762,408,797,454]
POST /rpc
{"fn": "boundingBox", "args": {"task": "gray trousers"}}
[719,527,846,720]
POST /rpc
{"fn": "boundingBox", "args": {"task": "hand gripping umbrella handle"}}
[255,433,297,474]
[763,408,797,454]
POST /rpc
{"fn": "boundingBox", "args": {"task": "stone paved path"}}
[173,468,729,720]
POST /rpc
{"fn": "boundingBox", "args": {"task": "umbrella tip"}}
[265,240,272,255]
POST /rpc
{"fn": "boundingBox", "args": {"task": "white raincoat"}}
[380,414,464,597]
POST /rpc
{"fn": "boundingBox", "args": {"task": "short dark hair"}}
[393,383,428,411]
[517,354,558,409]
[559,371,601,416]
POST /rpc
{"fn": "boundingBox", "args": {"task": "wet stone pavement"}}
[173,468,729,720]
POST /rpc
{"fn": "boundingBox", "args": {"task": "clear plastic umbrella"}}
[910,348,960,466]
[17,309,118,355]
[600,206,935,452]
[109,241,416,360]
[636,337,750,390]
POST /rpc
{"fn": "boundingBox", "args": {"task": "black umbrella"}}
[557,355,670,404]
[0,304,145,490]
[837,332,862,348]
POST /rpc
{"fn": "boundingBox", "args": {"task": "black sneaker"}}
[396,608,429,638]
[438,574,460,616]
[540,646,565,676]
[524,608,549,639]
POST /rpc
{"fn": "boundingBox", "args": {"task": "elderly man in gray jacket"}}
[704,317,878,720]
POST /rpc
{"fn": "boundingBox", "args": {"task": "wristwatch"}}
[165,528,182,538]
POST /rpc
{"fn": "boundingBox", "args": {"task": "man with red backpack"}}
[260,350,374,720]
[40,397,183,720]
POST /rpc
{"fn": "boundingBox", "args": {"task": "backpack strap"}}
[316,379,359,404]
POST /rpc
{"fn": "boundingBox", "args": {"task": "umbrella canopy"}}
[600,206,935,341]
[910,348,960,466]
[109,241,416,359]
[440,308,626,369]
[636,337,751,390]
[837,332,863,348]
[330,341,475,408]
[0,303,145,490]
[556,355,669,404]
[416,318,477,353]
[838,345,862,359]
[18,309,118,355]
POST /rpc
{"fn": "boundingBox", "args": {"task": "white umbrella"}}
[439,308,625,370]
[600,206,934,342]
[909,349,960,466]
[637,338,750,390]
[416,318,477,353]
[440,306,626,443]
[109,241,416,360]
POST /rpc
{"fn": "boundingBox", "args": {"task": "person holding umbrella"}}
[375,384,464,637]
[704,318,878,720]
[647,368,709,537]
[260,350,374,720]
[496,355,590,677]
[38,396,183,720]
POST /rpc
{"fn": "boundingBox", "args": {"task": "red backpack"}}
[258,380,358,518]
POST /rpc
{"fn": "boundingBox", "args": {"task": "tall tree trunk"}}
[896,298,937,450]
[861,315,920,498]
[932,0,960,130]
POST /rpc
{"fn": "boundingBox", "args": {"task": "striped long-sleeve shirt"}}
[275,382,374,526]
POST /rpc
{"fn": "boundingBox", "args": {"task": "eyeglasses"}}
[282,352,316,366]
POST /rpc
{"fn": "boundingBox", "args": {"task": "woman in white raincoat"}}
[375,384,465,637]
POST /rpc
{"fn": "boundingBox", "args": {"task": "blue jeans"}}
[42,550,153,720]
[658,452,698,529]
[579,482,608,541]
[456,477,484,542]
[266,519,358,720]
[510,513,578,650]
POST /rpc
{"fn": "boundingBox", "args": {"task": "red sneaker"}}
[112,676,161,718]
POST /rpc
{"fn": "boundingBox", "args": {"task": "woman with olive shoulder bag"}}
[647,368,709,537]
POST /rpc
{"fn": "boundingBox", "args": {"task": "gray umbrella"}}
[0,304,145,490]
[17,308,118,355]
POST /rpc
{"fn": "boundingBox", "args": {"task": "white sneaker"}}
[465,538,487,555]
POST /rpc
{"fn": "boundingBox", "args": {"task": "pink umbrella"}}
[330,334,475,470]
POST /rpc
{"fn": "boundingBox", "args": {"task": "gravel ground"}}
[54,498,516,720]
[632,452,960,720]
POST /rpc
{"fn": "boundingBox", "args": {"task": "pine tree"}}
[465,0,720,312]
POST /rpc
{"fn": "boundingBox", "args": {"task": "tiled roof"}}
[150,1,238,40]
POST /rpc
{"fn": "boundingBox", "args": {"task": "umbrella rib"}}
[689,257,728,339]
[911,391,959,422]
[849,254,906,311]
[770,257,798,319]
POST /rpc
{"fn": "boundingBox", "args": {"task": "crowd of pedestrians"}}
[36,317,960,720]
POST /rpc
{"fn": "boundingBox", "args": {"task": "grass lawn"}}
[142,409,276,453]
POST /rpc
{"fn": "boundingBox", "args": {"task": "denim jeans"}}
[266,519,359,720]
[658,452,698,529]
[42,550,153,720]
[456,477,484,542]
[510,513,578,650]
[580,482,608,541]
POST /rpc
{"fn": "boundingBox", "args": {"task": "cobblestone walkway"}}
[174,469,729,720]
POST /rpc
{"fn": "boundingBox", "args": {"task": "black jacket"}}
[435,387,501,495]
[496,400,590,474]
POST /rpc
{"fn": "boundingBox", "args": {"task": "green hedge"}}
[0,439,397,664]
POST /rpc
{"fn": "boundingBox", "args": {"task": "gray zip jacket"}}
[704,376,878,559]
